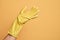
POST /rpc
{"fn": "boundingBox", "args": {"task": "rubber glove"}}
[8,6,39,37]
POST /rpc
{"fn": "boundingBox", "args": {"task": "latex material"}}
[8,7,39,37]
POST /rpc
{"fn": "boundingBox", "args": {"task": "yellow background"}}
[0,0,60,40]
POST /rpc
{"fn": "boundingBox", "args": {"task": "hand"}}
[18,6,39,24]
[8,6,39,37]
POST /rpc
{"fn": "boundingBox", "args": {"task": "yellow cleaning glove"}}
[8,6,39,37]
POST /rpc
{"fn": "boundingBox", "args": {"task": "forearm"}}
[3,34,16,40]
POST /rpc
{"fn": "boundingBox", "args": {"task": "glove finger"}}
[20,6,27,14]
